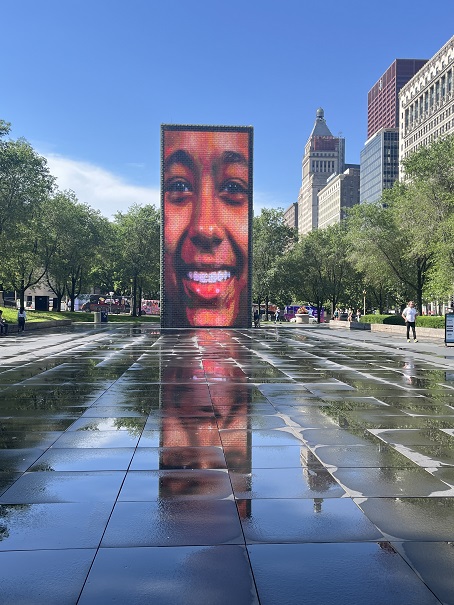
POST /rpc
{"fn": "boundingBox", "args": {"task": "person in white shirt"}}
[402,301,418,342]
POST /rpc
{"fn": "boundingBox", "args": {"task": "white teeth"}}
[187,270,231,283]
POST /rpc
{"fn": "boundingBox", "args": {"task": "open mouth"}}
[187,270,231,284]
[179,266,237,302]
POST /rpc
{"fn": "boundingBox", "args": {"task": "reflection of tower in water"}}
[300,445,338,513]
[158,330,252,518]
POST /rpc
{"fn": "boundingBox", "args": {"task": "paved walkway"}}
[1,323,454,604]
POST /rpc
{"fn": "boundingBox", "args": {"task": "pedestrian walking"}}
[0,310,8,336]
[275,307,281,323]
[253,309,260,328]
[402,301,418,342]
[17,306,26,332]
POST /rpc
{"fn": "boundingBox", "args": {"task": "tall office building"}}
[283,202,298,231]
[360,128,399,203]
[297,108,345,236]
[318,166,360,229]
[399,35,454,175]
[368,59,428,139]
[361,58,427,203]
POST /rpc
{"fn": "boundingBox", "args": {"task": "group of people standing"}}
[0,307,27,336]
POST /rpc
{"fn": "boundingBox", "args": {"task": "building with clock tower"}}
[297,108,345,236]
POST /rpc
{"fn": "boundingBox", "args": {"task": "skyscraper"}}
[360,128,399,204]
[399,35,454,175]
[361,58,427,204]
[368,59,428,139]
[318,166,360,229]
[297,108,345,236]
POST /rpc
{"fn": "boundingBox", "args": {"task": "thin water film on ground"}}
[0,324,452,604]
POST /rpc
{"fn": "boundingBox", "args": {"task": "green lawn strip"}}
[0,309,160,324]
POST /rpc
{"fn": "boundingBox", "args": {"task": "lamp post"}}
[363,290,366,316]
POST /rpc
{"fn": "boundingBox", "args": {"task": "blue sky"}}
[2,1,453,219]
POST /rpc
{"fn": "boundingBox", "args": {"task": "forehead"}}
[164,130,249,160]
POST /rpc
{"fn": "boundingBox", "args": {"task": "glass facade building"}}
[360,128,399,204]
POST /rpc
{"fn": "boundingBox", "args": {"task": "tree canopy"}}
[1,117,453,319]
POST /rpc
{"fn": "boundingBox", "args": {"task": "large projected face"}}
[162,127,251,328]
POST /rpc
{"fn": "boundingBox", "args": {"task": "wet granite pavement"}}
[1,323,454,603]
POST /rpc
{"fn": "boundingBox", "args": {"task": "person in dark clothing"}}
[0,310,8,335]
[18,307,26,332]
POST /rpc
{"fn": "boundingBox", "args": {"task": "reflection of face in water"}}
[158,331,251,513]
[163,128,251,327]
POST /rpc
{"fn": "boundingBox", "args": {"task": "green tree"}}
[89,221,118,296]
[0,135,55,238]
[345,192,432,312]
[252,208,296,317]
[43,191,109,311]
[0,129,55,304]
[114,204,160,316]
[318,223,358,315]
[0,120,11,139]
[2,220,50,306]
[281,225,358,322]
[345,204,400,313]
[400,134,454,300]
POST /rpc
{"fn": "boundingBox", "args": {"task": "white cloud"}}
[42,152,288,221]
[43,153,160,220]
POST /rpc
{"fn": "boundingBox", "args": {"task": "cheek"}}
[226,209,249,254]
[164,206,190,254]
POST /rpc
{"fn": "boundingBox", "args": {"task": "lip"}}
[180,266,237,301]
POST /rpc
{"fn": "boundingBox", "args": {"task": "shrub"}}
[361,314,444,329]
[360,314,404,325]
[416,315,445,329]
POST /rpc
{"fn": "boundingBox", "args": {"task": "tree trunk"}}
[138,285,143,316]
[132,275,138,317]
[19,279,25,308]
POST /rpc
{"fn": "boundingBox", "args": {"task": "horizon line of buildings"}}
[285,34,454,236]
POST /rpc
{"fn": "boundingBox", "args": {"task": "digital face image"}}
[161,126,252,328]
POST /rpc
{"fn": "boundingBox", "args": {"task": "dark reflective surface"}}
[1,324,454,602]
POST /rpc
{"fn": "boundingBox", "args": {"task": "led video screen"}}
[161,125,253,328]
